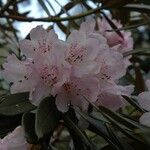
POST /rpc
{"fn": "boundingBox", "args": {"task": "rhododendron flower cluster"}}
[2,18,134,113]
[138,80,150,127]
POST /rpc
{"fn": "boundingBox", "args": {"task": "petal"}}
[117,85,134,96]
[138,91,150,111]
[77,77,99,102]
[71,94,89,111]
[2,54,28,83]
[72,61,100,77]
[79,18,95,35]
[1,126,28,150]
[79,37,103,62]
[30,25,48,41]
[10,79,34,94]
[29,81,50,106]
[19,39,37,58]
[70,77,99,111]
[47,29,58,43]
[55,91,70,112]
[67,30,85,44]
[98,51,126,80]
[139,112,150,127]
[97,93,125,111]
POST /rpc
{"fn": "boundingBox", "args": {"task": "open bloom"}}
[95,50,134,110]
[52,76,99,112]
[138,80,150,127]
[2,26,71,106]
[97,17,133,67]
[0,126,28,150]
[97,17,133,54]
[65,29,107,77]
[79,17,133,68]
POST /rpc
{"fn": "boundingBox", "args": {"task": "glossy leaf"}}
[122,95,145,113]
[35,96,62,139]
[0,92,36,116]
[63,114,93,150]
[124,4,150,13]
[22,112,38,144]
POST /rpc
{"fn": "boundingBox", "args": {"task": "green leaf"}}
[0,92,36,116]
[123,48,150,57]
[105,124,134,150]
[63,114,93,150]
[87,101,143,130]
[124,4,150,13]
[75,108,122,150]
[134,64,146,93]
[99,106,143,130]
[122,95,145,113]
[22,112,38,144]
[35,96,61,139]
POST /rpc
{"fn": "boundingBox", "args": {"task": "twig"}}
[0,7,101,22]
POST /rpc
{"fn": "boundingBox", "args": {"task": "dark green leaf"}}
[122,95,145,113]
[134,63,146,93]
[22,112,38,144]
[99,106,144,130]
[88,101,143,130]
[35,96,61,139]
[0,92,36,116]
[123,48,150,57]
[124,4,150,13]
[105,124,133,150]
[63,114,93,150]
[75,108,121,150]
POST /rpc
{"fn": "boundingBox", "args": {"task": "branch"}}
[0,0,16,14]
[0,7,101,22]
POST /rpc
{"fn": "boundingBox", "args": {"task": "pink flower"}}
[138,80,150,127]
[65,28,108,78]
[0,126,29,150]
[2,26,71,106]
[95,50,134,110]
[96,83,134,110]
[79,17,133,68]
[52,76,99,112]
[97,17,133,54]
[97,17,133,68]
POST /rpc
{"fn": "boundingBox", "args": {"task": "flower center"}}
[41,65,58,86]
[66,43,86,64]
